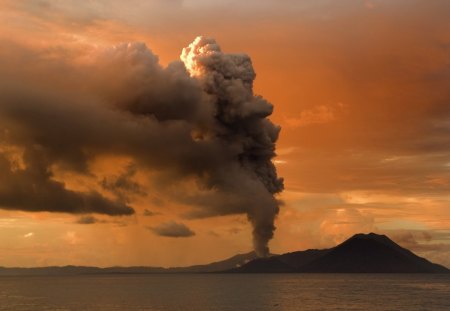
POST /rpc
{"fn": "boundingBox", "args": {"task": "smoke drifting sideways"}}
[0,36,283,256]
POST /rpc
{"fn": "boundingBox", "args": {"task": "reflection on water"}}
[0,274,449,310]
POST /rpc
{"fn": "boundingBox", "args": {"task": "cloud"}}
[100,163,145,202]
[143,209,158,216]
[0,150,134,216]
[149,221,195,238]
[284,103,345,128]
[390,230,450,252]
[0,41,213,217]
[76,216,99,224]
[180,37,283,256]
[388,229,450,267]
[0,37,283,255]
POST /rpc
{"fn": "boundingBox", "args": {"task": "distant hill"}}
[0,233,447,275]
[0,252,258,276]
[227,233,449,273]
[0,266,166,276]
[168,251,259,273]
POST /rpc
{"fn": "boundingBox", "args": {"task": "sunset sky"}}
[0,0,449,268]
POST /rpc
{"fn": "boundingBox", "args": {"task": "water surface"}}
[0,274,449,310]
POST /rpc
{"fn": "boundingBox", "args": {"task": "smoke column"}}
[181,37,284,256]
[0,36,283,257]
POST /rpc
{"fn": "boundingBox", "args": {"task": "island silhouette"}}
[227,233,448,273]
[1,233,448,275]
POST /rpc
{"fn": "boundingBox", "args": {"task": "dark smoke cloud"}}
[0,36,283,255]
[149,221,195,238]
[0,148,133,215]
[180,37,284,255]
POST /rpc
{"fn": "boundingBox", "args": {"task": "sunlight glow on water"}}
[0,274,449,310]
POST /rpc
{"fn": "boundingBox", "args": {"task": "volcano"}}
[227,233,449,273]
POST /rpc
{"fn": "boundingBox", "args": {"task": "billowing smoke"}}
[0,36,283,256]
[181,37,284,255]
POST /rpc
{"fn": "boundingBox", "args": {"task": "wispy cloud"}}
[284,103,345,128]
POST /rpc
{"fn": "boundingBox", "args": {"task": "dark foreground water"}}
[0,274,449,311]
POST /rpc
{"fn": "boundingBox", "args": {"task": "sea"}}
[0,274,449,310]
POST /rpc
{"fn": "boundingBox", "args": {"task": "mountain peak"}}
[352,232,383,238]
[348,232,395,245]
[227,233,449,273]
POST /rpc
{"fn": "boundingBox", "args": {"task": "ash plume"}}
[181,37,284,256]
[0,36,283,256]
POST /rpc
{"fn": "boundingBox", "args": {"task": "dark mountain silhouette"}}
[0,266,166,276]
[227,249,330,273]
[0,233,447,275]
[228,233,449,273]
[169,252,259,273]
[0,252,258,276]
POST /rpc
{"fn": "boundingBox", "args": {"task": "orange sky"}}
[0,0,449,268]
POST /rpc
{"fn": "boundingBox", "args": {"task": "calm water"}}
[0,274,449,311]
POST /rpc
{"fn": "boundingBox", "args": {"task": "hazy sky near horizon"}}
[0,0,449,268]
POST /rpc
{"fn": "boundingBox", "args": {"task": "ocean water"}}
[0,274,449,311]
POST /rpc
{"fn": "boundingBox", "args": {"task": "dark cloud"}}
[75,215,129,226]
[179,37,283,256]
[143,209,158,216]
[149,221,195,238]
[0,149,133,216]
[0,37,282,255]
[0,41,217,216]
[76,215,99,224]
[100,164,145,202]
